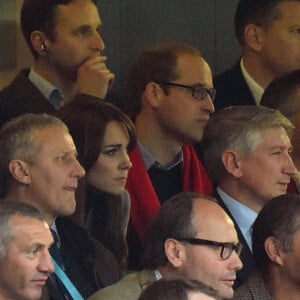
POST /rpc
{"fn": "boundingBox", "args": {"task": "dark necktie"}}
[50,89,63,109]
[50,229,65,270]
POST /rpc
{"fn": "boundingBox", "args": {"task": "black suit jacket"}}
[0,69,56,127]
[213,190,256,288]
[213,60,256,110]
[0,69,102,128]
[46,217,120,300]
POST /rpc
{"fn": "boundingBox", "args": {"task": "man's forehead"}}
[176,54,213,87]
[33,126,76,152]
[192,200,236,235]
[55,0,101,27]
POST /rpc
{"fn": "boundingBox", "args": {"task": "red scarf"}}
[126,145,212,242]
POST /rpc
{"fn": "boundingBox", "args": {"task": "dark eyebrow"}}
[102,144,122,149]
[71,24,92,35]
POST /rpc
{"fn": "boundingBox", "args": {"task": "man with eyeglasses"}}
[88,192,243,300]
[124,42,215,269]
[201,105,297,288]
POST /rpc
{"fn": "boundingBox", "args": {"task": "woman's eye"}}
[104,149,117,156]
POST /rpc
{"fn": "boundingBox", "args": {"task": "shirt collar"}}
[240,58,264,105]
[29,68,57,99]
[29,68,64,108]
[217,187,257,251]
[138,142,183,171]
[154,270,163,280]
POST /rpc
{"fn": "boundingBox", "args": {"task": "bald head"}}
[192,199,237,242]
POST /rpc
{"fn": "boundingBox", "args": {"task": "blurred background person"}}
[0,0,114,127]
[214,0,300,110]
[138,278,222,300]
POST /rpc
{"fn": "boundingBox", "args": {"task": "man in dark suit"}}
[234,194,300,300]
[0,0,114,127]
[201,105,297,287]
[0,201,54,300]
[0,113,120,300]
[214,0,300,110]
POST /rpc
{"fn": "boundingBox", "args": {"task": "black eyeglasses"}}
[155,81,216,101]
[176,237,243,260]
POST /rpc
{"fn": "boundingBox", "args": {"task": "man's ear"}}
[143,82,164,108]
[222,150,243,178]
[164,238,185,268]
[244,24,264,52]
[265,236,284,266]
[8,160,31,184]
[30,30,50,56]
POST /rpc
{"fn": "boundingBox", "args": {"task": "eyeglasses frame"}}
[155,81,216,101]
[175,237,243,260]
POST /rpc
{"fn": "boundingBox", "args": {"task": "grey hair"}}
[0,201,44,259]
[201,105,294,184]
[0,113,69,197]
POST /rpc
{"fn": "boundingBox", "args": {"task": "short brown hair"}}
[126,42,202,117]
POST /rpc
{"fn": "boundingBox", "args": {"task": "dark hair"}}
[21,0,97,57]
[234,0,300,46]
[252,194,300,274]
[142,192,216,269]
[138,278,222,300]
[261,69,300,120]
[58,98,136,172]
[57,98,136,268]
[126,42,202,117]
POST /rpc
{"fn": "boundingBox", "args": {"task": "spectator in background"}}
[0,0,114,127]
[261,69,300,192]
[138,278,222,300]
[0,201,54,300]
[88,192,242,300]
[57,98,136,269]
[124,42,214,269]
[201,105,297,287]
[234,194,300,300]
[214,0,300,110]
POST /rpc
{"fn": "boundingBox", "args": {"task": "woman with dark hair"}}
[57,98,136,269]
